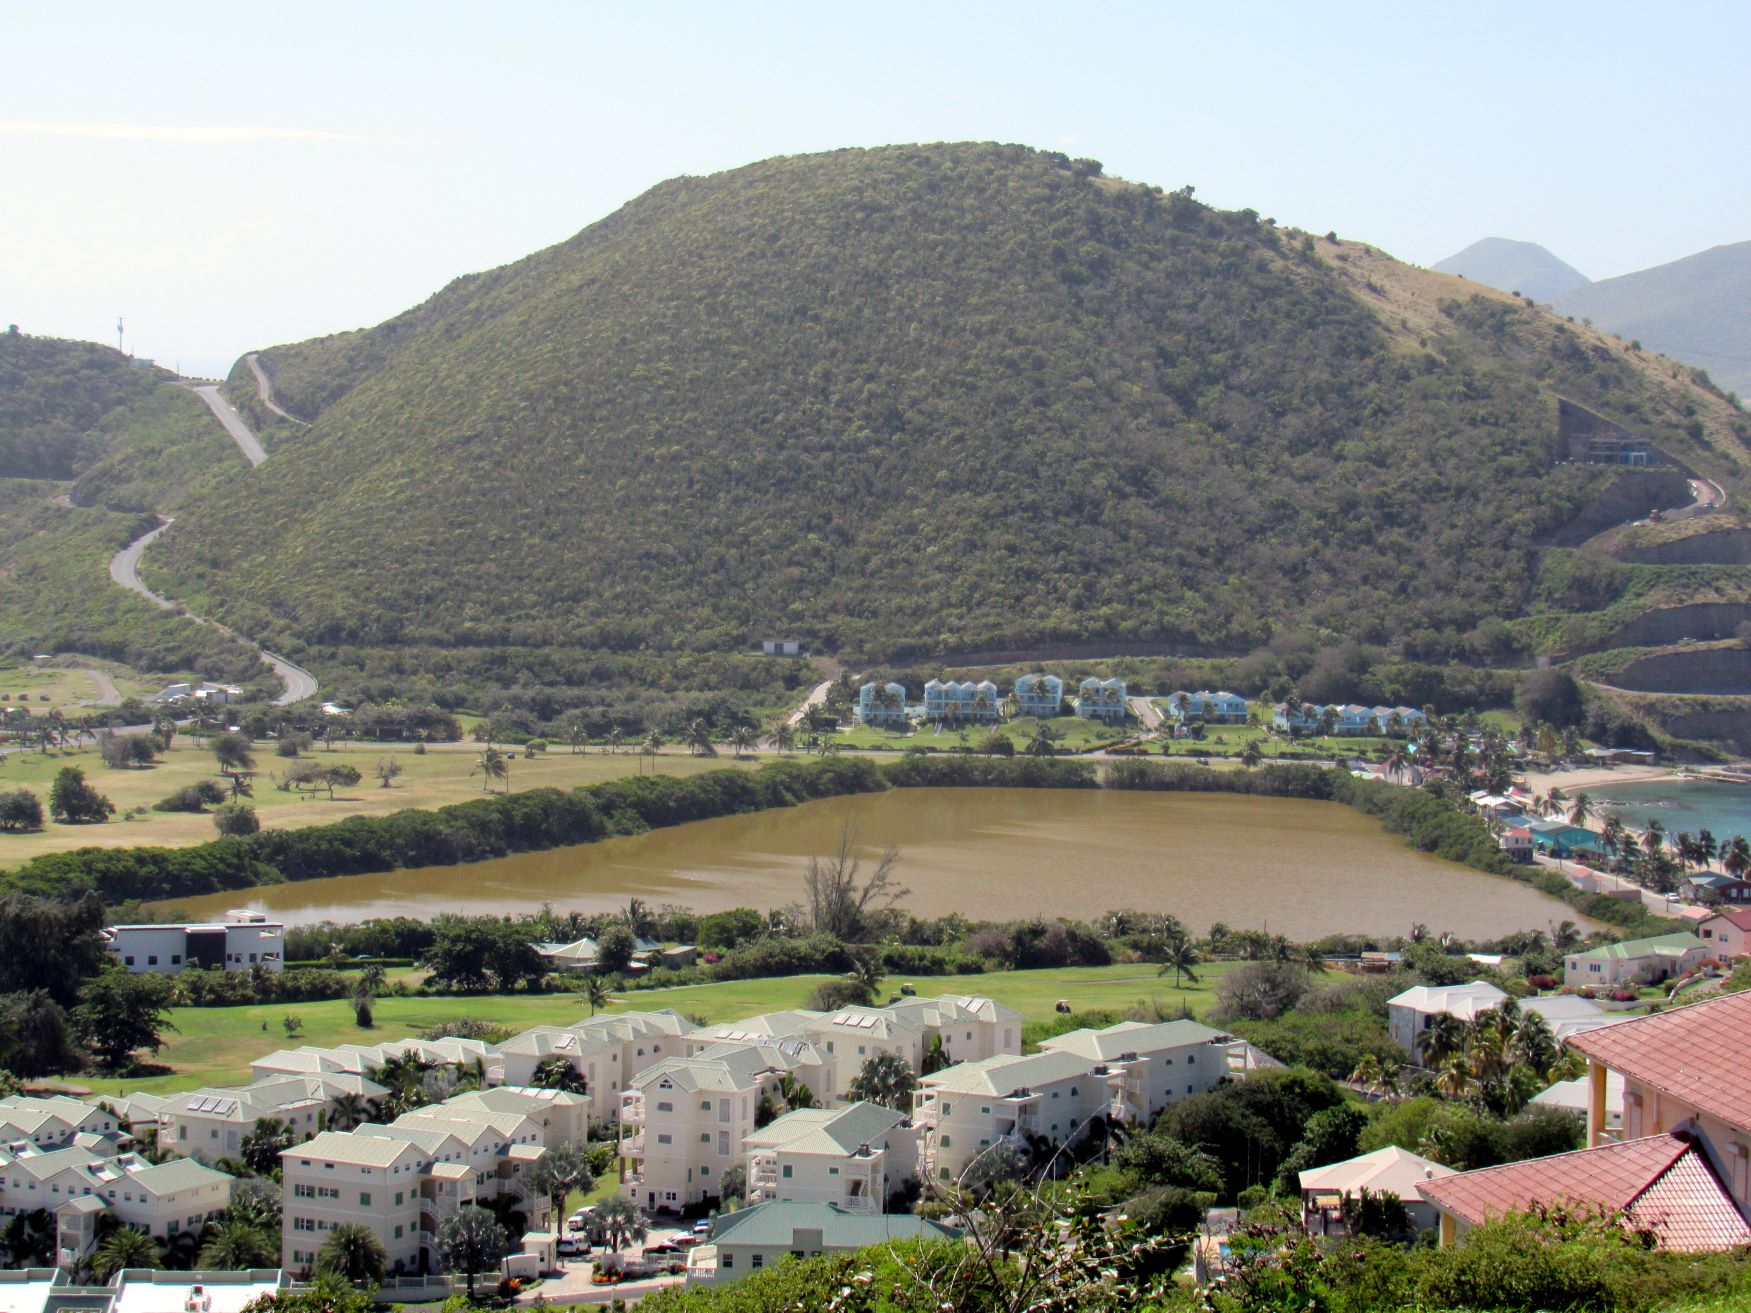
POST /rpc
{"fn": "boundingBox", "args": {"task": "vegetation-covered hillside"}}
[152,145,1751,702]
[0,333,259,676]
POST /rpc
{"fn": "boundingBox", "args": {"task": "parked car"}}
[692,1219,713,1236]
[557,1236,590,1258]
[567,1206,597,1232]
[643,1242,684,1258]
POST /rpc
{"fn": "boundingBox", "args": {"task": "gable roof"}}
[743,1102,907,1157]
[1386,981,1507,1018]
[1416,1132,1751,1251]
[1037,1018,1228,1062]
[1297,1146,1455,1198]
[1568,932,1704,962]
[918,1049,1093,1096]
[1701,906,1751,932]
[1566,989,1751,1134]
[709,1200,958,1249]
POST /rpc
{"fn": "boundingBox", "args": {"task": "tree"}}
[374,758,402,789]
[437,1206,510,1298]
[579,975,612,1017]
[1567,792,1593,828]
[586,1195,647,1254]
[240,1117,297,1176]
[527,1142,593,1223]
[0,788,43,832]
[199,1218,277,1270]
[1155,936,1200,988]
[622,896,656,939]
[469,747,509,793]
[846,1050,916,1111]
[803,823,909,941]
[92,1225,161,1280]
[729,726,757,758]
[315,1221,388,1285]
[1239,739,1263,769]
[595,924,637,975]
[1515,669,1584,729]
[99,732,160,769]
[72,967,176,1069]
[47,766,114,823]
[213,802,260,836]
[214,732,256,774]
[242,1275,372,1313]
[686,719,716,756]
[532,1055,588,1094]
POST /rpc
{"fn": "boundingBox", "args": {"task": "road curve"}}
[245,353,309,426]
[76,666,122,707]
[186,384,267,467]
[108,513,320,707]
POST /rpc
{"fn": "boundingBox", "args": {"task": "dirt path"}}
[76,666,121,707]
[245,352,309,426]
[785,678,835,728]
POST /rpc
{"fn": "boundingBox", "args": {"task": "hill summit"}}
[154,144,1747,687]
[1432,238,1592,303]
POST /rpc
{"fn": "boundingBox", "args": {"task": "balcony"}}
[619,1133,646,1157]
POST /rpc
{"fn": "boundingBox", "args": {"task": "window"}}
[395,1191,403,1206]
[828,1167,839,1176]
[657,1101,673,1112]
[359,1192,371,1206]
[657,1134,672,1145]
[722,1254,734,1269]
[751,1254,764,1270]
[394,1225,403,1239]
[700,1133,712,1144]
[942,1103,951,1116]
[171,954,182,965]
[940,1136,951,1148]
[124,956,135,966]
[781,1165,792,1180]
[700,1101,712,1112]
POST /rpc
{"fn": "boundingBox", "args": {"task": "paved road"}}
[245,352,308,425]
[107,519,319,706]
[785,678,835,728]
[186,383,267,467]
[1130,695,1162,729]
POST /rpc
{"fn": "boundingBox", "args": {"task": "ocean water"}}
[1593,778,1751,842]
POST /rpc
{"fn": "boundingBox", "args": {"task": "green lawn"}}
[70,963,1234,1097]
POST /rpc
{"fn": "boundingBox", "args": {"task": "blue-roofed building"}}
[1076,677,1128,723]
[686,1201,960,1287]
[856,682,908,729]
[1013,673,1065,718]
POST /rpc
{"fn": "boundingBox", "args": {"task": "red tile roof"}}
[1417,1133,1751,1252]
[1704,907,1751,932]
[1567,990,1751,1134]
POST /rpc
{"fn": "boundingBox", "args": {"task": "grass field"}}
[69,962,1234,1097]
[0,739,759,867]
[0,661,153,715]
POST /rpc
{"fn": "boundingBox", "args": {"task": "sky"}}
[4,1,1746,378]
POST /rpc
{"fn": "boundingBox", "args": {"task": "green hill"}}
[148,145,1751,708]
[1432,237,1592,303]
[1554,240,1751,400]
[0,332,260,677]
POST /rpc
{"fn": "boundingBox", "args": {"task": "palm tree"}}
[587,1196,647,1255]
[327,1092,369,1132]
[776,1071,818,1112]
[527,1143,593,1226]
[579,975,612,1017]
[846,1051,916,1111]
[1566,793,1593,828]
[623,896,656,939]
[1600,815,1628,867]
[197,1219,275,1270]
[1698,829,1719,871]
[1422,1013,1468,1069]
[1239,740,1263,769]
[1156,936,1201,988]
[436,1207,510,1299]
[686,719,716,756]
[1642,818,1666,862]
[469,747,509,793]
[532,1056,588,1094]
[1434,1053,1477,1102]
[729,726,757,758]
[92,1226,161,1281]
[1549,919,1581,952]
[1726,835,1751,880]
[607,727,627,754]
[315,1222,388,1285]
[1349,1053,1384,1094]
[774,723,796,755]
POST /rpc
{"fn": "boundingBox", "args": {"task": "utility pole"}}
[116,316,125,355]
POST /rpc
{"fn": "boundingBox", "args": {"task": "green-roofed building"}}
[1564,932,1708,991]
[686,1200,959,1286]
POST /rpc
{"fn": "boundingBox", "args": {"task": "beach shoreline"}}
[1520,763,1685,795]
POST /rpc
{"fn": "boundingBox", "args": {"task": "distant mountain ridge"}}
[1431,238,1592,302]
[1553,241,1751,400]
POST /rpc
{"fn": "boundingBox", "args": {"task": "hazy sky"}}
[5,1,1746,377]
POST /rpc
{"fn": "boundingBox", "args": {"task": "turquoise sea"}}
[1592,778,1751,842]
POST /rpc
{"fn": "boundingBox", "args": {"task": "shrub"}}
[154,781,226,813]
[0,789,45,833]
[213,803,260,837]
[47,768,114,824]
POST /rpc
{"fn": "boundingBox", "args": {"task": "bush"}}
[154,781,226,813]
[0,789,44,833]
[47,768,114,824]
[99,733,161,769]
[213,803,260,837]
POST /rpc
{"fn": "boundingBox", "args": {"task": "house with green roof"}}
[743,1102,916,1214]
[685,1200,959,1286]
[1563,932,1708,991]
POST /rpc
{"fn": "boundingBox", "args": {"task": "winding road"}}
[105,382,319,706]
[244,353,308,426]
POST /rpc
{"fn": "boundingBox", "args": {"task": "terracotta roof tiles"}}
[1417,1133,1751,1252]
[1567,990,1751,1134]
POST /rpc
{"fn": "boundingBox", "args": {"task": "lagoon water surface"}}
[181,787,1589,938]
[174,788,1577,938]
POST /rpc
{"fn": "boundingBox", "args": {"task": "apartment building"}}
[1036,1019,1241,1124]
[744,1102,916,1213]
[913,1050,1104,1185]
[619,1045,792,1212]
[157,1073,388,1163]
[102,911,283,976]
[0,1095,123,1150]
[438,1087,591,1150]
[249,1036,497,1084]
[281,1096,552,1277]
[496,1011,688,1118]
[0,1145,231,1254]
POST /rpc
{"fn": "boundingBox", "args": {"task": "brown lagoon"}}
[168,788,1580,939]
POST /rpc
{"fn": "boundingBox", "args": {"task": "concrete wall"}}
[1611,645,1751,695]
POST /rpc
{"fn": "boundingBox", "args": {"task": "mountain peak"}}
[1432,237,1592,302]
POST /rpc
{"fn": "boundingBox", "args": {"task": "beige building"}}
[744,1102,916,1213]
[156,1073,388,1163]
[620,1045,800,1213]
[250,1036,497,1085]
[0,1095,123,1150]
[685,1201,957,1286]
[1036,1019,1241,1125]
[496,1011,688,1117]
[31,1152,231,1265]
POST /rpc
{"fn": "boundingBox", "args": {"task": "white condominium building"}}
[0,1145,230,1266]
[744,1102,917,1214]
[249,1036,497,1084]
[1035,1018,1242,1124]
[156,1073,388,1163]
[0,1095,124,1151]
[495,1011,688,1118]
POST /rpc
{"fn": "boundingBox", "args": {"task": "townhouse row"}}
[1272,702,1428,736]
[857,676,1129,727]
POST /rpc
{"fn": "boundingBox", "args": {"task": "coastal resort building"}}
[685,1202,959,1287]
[855,681,908,729]
[1299,1146,1454,1236]
[1012,673,1064,718]
[1075,677,1127,723]
[1386,981,1508,1062]
[921,679,1000,724]
[1166,690,1249,724]
[1419,989,1751,1251]
[743,1102,917,1213]
[101,911,284,976]
[1562,932,1709,991]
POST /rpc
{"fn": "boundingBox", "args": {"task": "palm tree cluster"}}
[1416,1000,1578,1116]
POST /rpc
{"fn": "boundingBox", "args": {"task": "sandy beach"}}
[1519,763,1688,795]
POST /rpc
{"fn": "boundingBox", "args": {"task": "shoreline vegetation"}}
[1,756,1648,929]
